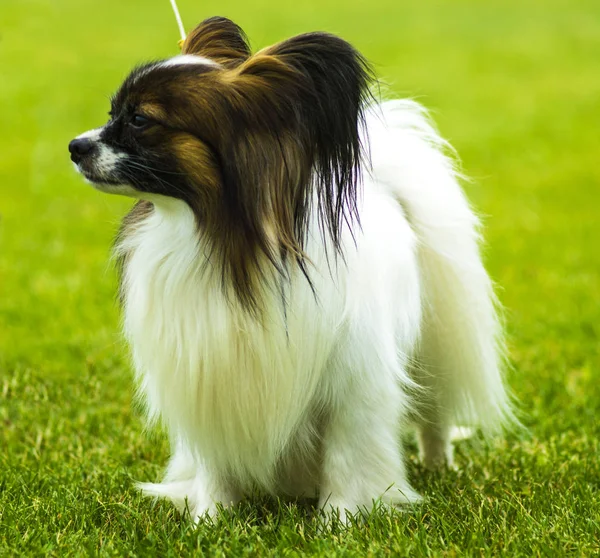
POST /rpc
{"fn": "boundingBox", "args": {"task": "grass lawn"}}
[1,0,599,554]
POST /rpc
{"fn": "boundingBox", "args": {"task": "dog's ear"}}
[232,32,374,252]
[182,17,251,66]
[211,32,374,311]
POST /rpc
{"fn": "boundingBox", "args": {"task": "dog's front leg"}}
[138,438,240,522]
[317,346,421,523]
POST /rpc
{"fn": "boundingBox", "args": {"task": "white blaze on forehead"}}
[160,54,219,68]
[76,127,103,140]
[128,55,220,86]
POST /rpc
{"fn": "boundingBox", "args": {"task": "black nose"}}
[68,138,94,163]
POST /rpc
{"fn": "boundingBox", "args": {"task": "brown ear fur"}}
[182,16,251,66]
[208,32,374,311]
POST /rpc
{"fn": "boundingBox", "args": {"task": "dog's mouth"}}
[73,161,138,197]
[73,160,120,185]
[69,138,138,195]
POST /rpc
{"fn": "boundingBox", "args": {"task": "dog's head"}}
[70,17,374,308]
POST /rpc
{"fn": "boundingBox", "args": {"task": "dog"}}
[69,16,513,523]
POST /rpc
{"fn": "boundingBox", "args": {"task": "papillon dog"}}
[69,17,513,523]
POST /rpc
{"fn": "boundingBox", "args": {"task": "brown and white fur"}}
[69,17,513,523]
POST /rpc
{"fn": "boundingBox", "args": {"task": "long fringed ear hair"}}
[181,16,251,66]
[181,18,375,312]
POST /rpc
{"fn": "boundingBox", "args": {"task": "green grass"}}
[1,0,599,554]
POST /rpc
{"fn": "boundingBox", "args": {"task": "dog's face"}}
[69,55,224,205]
[69,16,373,309]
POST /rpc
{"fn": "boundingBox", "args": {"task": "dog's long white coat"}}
[116,100,512,520]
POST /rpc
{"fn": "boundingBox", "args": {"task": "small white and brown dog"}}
[69,17,513,523]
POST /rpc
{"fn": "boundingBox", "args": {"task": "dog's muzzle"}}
[68,138,96,164]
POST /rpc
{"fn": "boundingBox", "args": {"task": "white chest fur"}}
[117,199,343,490]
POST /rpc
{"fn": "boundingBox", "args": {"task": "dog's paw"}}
[417,428,456,471]
[318,485,421,528]
[137,479,239,522]
[419,447,457,471]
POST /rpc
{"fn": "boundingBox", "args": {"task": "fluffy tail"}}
[369,100,515,433]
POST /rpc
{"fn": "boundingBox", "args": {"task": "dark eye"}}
[131,114,150,128]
